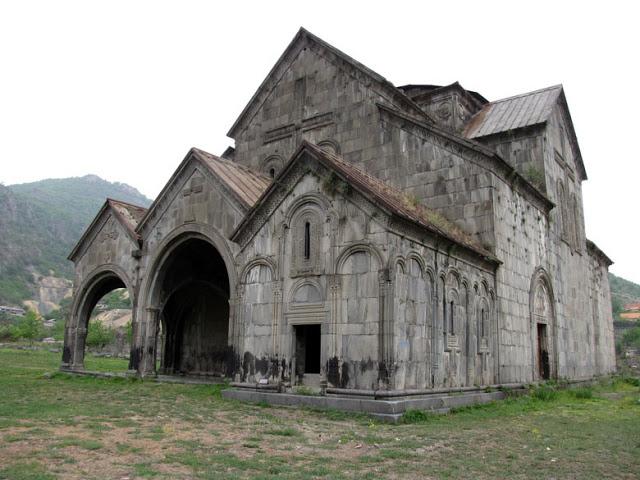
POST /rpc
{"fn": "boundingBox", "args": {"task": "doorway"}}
[537,323,550,380]
[294,324,321,383]
[155,237,230,376]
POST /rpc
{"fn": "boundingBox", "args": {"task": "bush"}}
[531,385,558,401]
[86,320,116,348]
[401,409,435,423]
[0,324,14,341]
[621,327,640,349]
[570,387,594,399]
[50,319,65,341]
[623,376,640,387]
[12,310,44,343]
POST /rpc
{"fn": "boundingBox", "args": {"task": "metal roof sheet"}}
[464,85,562,139]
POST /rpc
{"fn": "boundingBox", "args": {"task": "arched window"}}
[289,205,322,277]
[571,194,581,251]
[449,300,455,335]
[262,155,283,179]
[556,181,567,240]
[442,290,447,335]
[304,222,311,260]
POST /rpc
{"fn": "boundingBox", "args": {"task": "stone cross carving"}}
[182,176,205,223]
[263,111,334,145]
[263,76,334,145]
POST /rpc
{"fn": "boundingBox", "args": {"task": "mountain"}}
[0,175,151,308]
[610,273,640,318]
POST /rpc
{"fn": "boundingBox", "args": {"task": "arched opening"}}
[65,270,133,371]
[155,237,230,377]
[530,270,557,381]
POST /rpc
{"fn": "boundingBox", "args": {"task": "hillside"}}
[610,273,640,303]
[0,175,151,307]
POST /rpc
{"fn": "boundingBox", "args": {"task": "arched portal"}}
[152,237,231,376]
[529,269,557,381]
[63,267,133,371]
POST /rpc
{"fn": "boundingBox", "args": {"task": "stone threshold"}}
[222,386,528,422]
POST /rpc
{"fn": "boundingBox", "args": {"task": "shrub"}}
[531,385,558,401]
[621,326,640,349]
[623,376,640,387]
[50,319,65,341]
[12,310,44,343]
[86,320,116,348]
[401,409,434,423]
[570,387,594,399]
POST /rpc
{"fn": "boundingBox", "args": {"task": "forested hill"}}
[610,273,640,315]
[0,175,151,305]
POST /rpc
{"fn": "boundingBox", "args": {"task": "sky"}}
[0,1,638,283]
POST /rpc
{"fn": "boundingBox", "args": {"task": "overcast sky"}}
[1,1,638,283]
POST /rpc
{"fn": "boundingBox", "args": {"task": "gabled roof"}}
[399,82,489,105]
[464,85,562,139]
[232,141,498,264]
[227,27,433,139]
[586,239,613,267]
[464,84,587,180]
[191,148,270,207]
[135,147,270,234]
[68,198,147,261]
[108,199,147,239]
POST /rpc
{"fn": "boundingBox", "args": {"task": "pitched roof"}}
[232,141,498,264]
[227,27,433,138]
[586,239,613,266]
[191,148,270,207]
[623,302,640,312]
[68,198,147,261]
[108,199,147,241]
[135,148,270,234]
[464,85,562,139]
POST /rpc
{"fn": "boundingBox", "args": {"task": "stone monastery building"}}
[63,28,616,393]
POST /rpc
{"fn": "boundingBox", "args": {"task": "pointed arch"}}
[529,267,558,380]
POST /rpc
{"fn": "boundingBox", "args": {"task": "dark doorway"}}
[158,238,230,376]
[537,323,550,380]
[295,324,321,377]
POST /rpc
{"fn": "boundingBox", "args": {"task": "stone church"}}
[62,28,616,394]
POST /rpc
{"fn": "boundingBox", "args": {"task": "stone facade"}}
[62,28,615,394]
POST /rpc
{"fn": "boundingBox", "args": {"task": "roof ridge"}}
[192,147,271,181]
[106,197,148,211]
[488,84,562,105]
[302,142,495,260]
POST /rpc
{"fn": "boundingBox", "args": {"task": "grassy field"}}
[0,348,638,479]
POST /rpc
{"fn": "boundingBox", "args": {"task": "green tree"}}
[86,320,116,349]
[13,310,43,343]
[612,295,625,318]
[621,326,640,349]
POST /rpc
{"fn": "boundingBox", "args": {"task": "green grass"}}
[0,347,639,479]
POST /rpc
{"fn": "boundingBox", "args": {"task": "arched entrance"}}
[63,267,133,371]
[529,269,557,381]
[152,236,231,377]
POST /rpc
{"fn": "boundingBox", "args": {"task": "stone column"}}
[432,285,442,387]
[72,326,87,371]
[379,268,393,389]
[139,307,160,377]
[61,325,74,370]
[128,310,141,372]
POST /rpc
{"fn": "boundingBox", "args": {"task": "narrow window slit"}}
[450,301,454,335]
[304,221,311,260]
